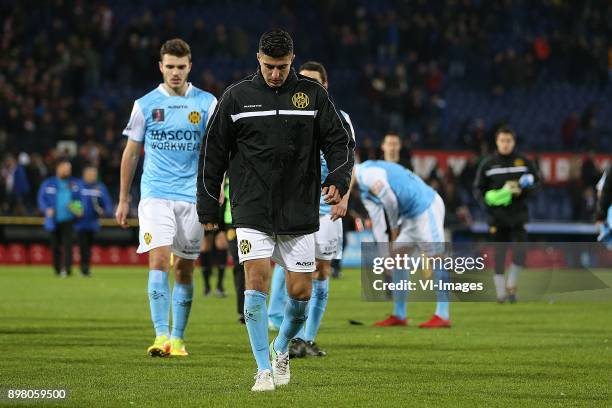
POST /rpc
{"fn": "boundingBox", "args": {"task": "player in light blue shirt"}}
[115,38,217,357]
[268,62,356,358]
[356,159,452,329]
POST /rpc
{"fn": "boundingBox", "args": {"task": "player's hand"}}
[45,208,54,218]
[595,220,603,233]
[218,188,225,205]
[330,195,349,221]
[322,185,342,205]
[115,201,130,229]
[390,228,399,242]
[504,180,522,196]
[202,222,219,231]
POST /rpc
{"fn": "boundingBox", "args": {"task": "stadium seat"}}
[6,243,28,264]
[0,245,6,264]
[28,244,52,265]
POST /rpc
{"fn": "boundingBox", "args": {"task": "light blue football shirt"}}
[123,83,217,203]
[356,160,435,221]
[319,110,355,216]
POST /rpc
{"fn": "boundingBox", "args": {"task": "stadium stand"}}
[0,0,610,229]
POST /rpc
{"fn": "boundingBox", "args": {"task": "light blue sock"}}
[274,297,309,353]
[295,324,306,340]
[244,290,271,371]
[171,282,193,339]
[434,268,450,320]
[392,269,408,320]
[267,264,287,328]
[148,270,170,337]
[304,279,329,342]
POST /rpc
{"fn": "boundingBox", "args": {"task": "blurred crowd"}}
[1,0,611,221]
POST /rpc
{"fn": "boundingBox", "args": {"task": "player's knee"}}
[149,253,170,271]
[244,269,268,292]
[245,274,267,293]
[174,259,194,284]
[314,260,331,280]
[287,277,312,301]
[243,259,271,292]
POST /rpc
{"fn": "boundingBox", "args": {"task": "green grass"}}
[1,266,610,407]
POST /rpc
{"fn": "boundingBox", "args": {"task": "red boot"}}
[418,315,451,328]
[373,315,407,327]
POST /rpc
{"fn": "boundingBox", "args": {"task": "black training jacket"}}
[473,151,540,227]
[197,69,355,235]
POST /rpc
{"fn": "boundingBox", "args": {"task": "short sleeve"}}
[204,96,218,128]
[123,100,145,142]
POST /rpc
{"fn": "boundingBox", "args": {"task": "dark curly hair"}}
[258,29,293,57]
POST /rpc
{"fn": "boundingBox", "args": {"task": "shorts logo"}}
[152,109,165,122]
[292,92,309,109]
[144,232,153,245]
[239,239,251,255]
[295,261,314,267]
[188,111,201,125]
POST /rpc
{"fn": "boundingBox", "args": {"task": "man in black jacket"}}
[474,126,539,303]
[197,29,354,392]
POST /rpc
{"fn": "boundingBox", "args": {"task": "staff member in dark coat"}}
[37,158,82,277]
[474,126,540,303]
[76,165,113,276]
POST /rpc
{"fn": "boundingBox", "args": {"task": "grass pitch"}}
[1,266,610,407]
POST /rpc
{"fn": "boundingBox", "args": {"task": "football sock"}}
[244,290,271,371]
[171,282,193,339]
[434,268,450,320]
[274,297,309,353]
[304,278,329,342]
[506,263,522,289]
[392,269,408,320]
[200,251,212,292]
[494,274,506,300]
[267,264,287,327]
[148,270,170,337]
[295,324,306,341]
[215,248,226,292]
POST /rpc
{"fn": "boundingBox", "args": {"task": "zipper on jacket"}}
[272,88,280,233]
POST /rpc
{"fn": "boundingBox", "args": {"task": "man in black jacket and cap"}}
[197,29,354,392]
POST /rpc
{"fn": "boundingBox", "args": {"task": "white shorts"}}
[315,215,343,261]
[236,228,315,272]
[396,194,445,254]
[137,197,203,260]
